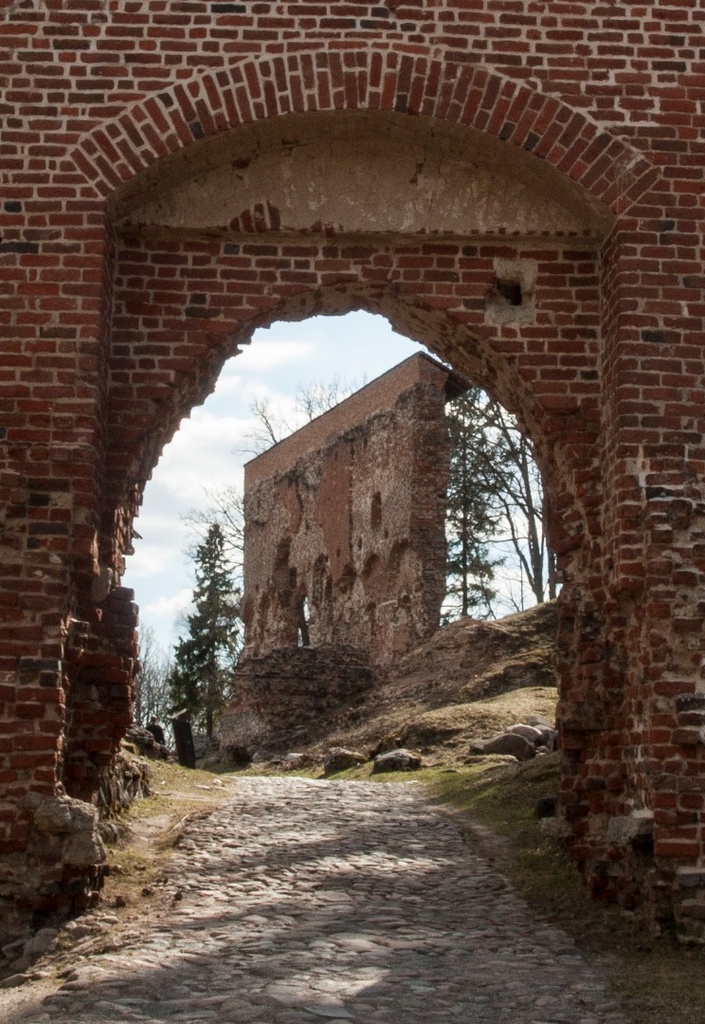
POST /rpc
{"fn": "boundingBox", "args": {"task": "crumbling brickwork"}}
[242,354,460,668]
[2,2,705,939]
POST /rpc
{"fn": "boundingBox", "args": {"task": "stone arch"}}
[4,1,705,950]
[102,275,596,583]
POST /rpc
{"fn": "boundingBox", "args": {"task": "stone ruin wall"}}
[241,354,459,670]
[220,645,375,760]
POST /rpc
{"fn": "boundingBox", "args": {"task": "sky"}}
[122,312,424,653]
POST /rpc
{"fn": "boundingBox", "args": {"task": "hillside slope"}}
[304,601,558,763]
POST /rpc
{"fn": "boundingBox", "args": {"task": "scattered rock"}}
[475,732,536,761]
[469,718,557,763]
[282,752,320,771]
[62,921,96,941]
[369,736,404,758]
[22,928,58,959]
[1,939,26,963]
[372,748,422,773]
[507,723,543,744]
[0,972,30,989]
[323,748,368,775]
[525,716,558,749]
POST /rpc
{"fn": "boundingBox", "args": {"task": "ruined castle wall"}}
[242,358,453,669]
[220,645,375,757]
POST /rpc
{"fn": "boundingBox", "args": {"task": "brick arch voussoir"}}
[72,49,657,215]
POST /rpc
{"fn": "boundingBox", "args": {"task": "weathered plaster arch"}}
[71,50,658,214]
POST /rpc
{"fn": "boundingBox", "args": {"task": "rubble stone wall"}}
[2,2,705,937]
[242,356,455,669]
[220,645,375,757]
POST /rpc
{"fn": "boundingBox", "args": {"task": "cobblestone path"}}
[15,777,626,1024]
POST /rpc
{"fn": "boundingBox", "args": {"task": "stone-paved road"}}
[8,776,626,1024]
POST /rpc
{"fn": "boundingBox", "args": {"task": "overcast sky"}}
[122,312,424,652]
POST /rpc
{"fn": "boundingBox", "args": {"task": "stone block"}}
[607,809,654,846]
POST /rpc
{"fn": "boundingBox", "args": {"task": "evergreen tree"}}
[445,387,502,619]
[168,524,241,738]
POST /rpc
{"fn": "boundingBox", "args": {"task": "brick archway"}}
[3,11,705,946]
[71,51,657,214]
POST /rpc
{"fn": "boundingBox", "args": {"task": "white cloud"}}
[125,543,180,581]
[143,588,194,623]
[232,338,316,372]
[212,370,245,398]
[152,412,249,501]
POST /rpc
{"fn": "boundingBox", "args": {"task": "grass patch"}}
[100,761,233,916]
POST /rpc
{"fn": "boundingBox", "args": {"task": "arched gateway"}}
[2,7,705,943]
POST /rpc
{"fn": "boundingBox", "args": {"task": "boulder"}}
[477,733,536,761]
[507,724,543,745]
[22,928,58,959]
[31,798,73,835]
[524,716,558,748]
[64,831,106,868]
[369,736,404,758]
[372,748,422,773]
[323,747,368,775]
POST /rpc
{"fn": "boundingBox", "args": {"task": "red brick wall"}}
[2,2,705,936]
[242,358,454,667]
[245,352,459,486]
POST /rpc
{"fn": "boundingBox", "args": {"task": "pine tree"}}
[168,524,241,738]
[445,387,502,619]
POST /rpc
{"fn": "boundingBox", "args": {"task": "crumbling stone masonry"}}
[2,3,705,940]
[242,354,465,669]
[220,645,375,760]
